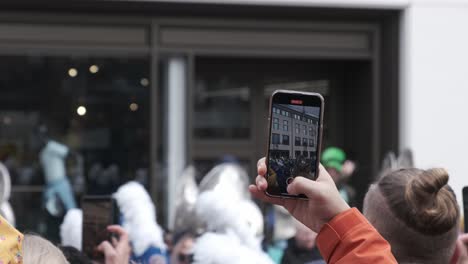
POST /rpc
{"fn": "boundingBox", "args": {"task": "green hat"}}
[321,147,346,172]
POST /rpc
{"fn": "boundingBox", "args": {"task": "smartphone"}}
[463,186,468,233]
[266,90,324,199]
[82,196,120,260]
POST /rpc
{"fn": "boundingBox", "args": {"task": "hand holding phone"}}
[249,157,350,233]
[463,186,468,233]
[82,196,120,261]
[266,90,324,199]
[97,225,131,264]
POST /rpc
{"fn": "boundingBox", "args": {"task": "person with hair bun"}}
[251,158,398,263]
[363,168,460,264]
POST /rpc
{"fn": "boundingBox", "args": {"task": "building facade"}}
[270,105,319,160]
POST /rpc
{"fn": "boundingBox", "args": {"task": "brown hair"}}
[378,168,459,235]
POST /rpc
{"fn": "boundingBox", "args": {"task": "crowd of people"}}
[268,155,316,194]
[0,146,467,264]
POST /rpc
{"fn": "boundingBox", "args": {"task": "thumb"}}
[287,176,321,198]
[316,164,336,184]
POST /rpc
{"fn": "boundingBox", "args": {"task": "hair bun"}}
[404,168,458,234]
[406,168,448,206]
[413,168,448,195]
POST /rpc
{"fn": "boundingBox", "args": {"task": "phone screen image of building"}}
[269,103,320,194]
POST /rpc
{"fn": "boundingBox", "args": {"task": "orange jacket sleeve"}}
[316,208,397,264]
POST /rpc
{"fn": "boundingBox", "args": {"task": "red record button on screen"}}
[291,99,303,105]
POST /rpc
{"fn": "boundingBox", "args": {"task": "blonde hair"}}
[23,235,69,264]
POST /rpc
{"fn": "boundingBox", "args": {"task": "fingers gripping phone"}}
[82,196,120,260]
[266,90,324,199]
[463,186,468,233]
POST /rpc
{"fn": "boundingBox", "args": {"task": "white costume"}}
[60,209,83,250]
[113,181,166,256]
[0,162,14,226]
[193,164,274,264]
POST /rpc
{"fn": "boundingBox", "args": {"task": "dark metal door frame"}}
[154,17,383,183]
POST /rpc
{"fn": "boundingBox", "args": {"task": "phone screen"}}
[82,196,117,260]
[266,91,323,198]
[463,187,468,233]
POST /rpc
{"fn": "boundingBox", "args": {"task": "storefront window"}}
[0,56,149,239]
[194,58,251,139]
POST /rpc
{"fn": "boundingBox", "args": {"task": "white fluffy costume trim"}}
[60,208,83,250]
[194,189,273,264]
[193,231,274,264]
[113,181,166,256]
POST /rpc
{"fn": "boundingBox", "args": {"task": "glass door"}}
[190,57,373,198]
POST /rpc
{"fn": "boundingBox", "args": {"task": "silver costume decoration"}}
[198,163,250,201]
[173,166,199,231]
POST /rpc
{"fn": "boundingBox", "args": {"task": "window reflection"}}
[0,56,149,238]
[194,58,251,139]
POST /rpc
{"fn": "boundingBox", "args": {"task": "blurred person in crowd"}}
[321,147,356,205]
[58,181,166,263]
[171,231,195,264]
[59,246,92,264]
[0,219,22,264]
[250,158,397,263]
[266,206,296,263]
[60,223,131,264]
[0,211,68,264]
[35,123,77,216]
[363,168,460,263]
[0,209,69,264]
[113,181,167,263]
[163,229,174,254]
[23,235,69,264]
[0,202,131,264]
[193,163,273,264]
[280,220,324,264]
